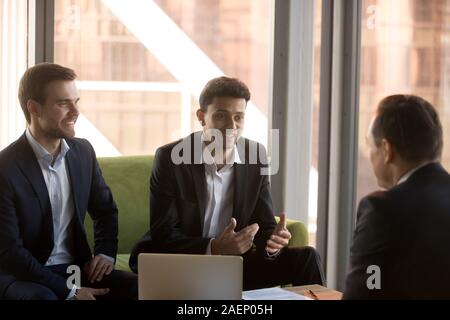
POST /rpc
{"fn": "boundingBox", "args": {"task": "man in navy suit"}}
[344,95,450,299]
[0,63,137,300]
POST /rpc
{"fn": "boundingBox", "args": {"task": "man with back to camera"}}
[344,94,450,299]
[130,76,325,289]
[0,63,137,300]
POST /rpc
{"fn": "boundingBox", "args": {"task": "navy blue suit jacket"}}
[0,133,118,299]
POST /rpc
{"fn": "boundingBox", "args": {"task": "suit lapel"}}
[15,134,54,240]
[65,141,83,225]
[189,132,207,230]
[190,164,207,230]
[233,139,248,230]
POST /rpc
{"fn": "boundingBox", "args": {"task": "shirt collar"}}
[26,128,70,167]
[396,162,430,185]
[200,133,241,168]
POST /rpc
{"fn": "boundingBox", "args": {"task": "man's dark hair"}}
[372,94,443,163]
[18,63,77,123]
[199,76,251,112]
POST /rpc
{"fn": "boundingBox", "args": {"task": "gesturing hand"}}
[211,218,259,255]
[266,212,291,255]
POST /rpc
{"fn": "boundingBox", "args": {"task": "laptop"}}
[138,253,243,300]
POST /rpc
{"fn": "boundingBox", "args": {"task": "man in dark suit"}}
[0,63,137,300]
[130,76,324,289]
[344,94,450,299]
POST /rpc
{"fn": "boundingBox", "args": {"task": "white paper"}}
[242,287,312,300]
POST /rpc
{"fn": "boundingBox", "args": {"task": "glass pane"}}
[0,0,28,149]
[309,0,322,247]
[54,0,271,156]
[357,0,450,201]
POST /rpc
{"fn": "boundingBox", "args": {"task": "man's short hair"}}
[18,63,77,123]
[199,76,251,112]
[372,94,443,163]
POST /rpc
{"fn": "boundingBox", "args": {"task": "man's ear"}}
[27,100,41,119]
[196,108,206,126]
[382,138,394,164]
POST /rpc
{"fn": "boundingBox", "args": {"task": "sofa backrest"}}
[85,155,153,254]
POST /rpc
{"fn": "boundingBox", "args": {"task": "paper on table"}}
[242,287,312,300]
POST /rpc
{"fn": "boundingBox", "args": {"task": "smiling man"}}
[130,76,324,290]
[0,63,137,300]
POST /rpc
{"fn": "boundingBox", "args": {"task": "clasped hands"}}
[211,213,291,255]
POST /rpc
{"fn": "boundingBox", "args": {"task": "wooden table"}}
[284,284,343,300]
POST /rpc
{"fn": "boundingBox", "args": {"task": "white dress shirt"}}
[201,140,241,254]
[26,129,74,266]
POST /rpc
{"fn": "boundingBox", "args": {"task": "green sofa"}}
[84,155,309,272]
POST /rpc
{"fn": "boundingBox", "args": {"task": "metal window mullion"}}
[28,0,54,66]
[317,0,362,291]
[268,0,289,215]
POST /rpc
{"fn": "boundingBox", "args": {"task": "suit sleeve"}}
[343,194,394,299]
[0,172,70,299]
[149,147,211,254]
[85,141,118,259]
[248,144,276,255]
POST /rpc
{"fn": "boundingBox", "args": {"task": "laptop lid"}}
[138,253,243,300]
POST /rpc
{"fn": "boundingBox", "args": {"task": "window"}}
[0,0,28,149]
[54,0,271,156]
[357,0,450,202]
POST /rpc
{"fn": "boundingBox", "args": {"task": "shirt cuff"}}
[66,285,79,300]
[266,249,281,258]
[98,253,115,265]
[205,239,214,255]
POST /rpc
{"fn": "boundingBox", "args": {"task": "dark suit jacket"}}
[344,163,450,299]
[130,132,277,271]
[0,133,118,299]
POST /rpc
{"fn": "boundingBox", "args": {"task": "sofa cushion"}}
[85,155,153,256]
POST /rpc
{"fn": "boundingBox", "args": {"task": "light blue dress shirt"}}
[26,129,75,265]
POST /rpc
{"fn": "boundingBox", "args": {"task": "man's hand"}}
[75,287,109,300]
[84,255,114,283]
[266,212,291,255]
[211,218,259,255]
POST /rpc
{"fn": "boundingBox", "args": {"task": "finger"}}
[266,239,285,250]
[91,288,110,296]
[278,212,287,229]
[270,234,290,246]
[235,225,258,242]
[89,259,105,283]
[234,231,252,245]
[95,263,110,282]
[86,292,96,300]
[275,230,292,240]
[238,239,254,254]
[243,223,259,236]
[265,245,279,254]
[105,264,114,275]
[90,261,107,283]
[223,218,237,234]
[87,256,100,280]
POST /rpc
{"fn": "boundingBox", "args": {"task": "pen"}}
[308,289,319,300]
